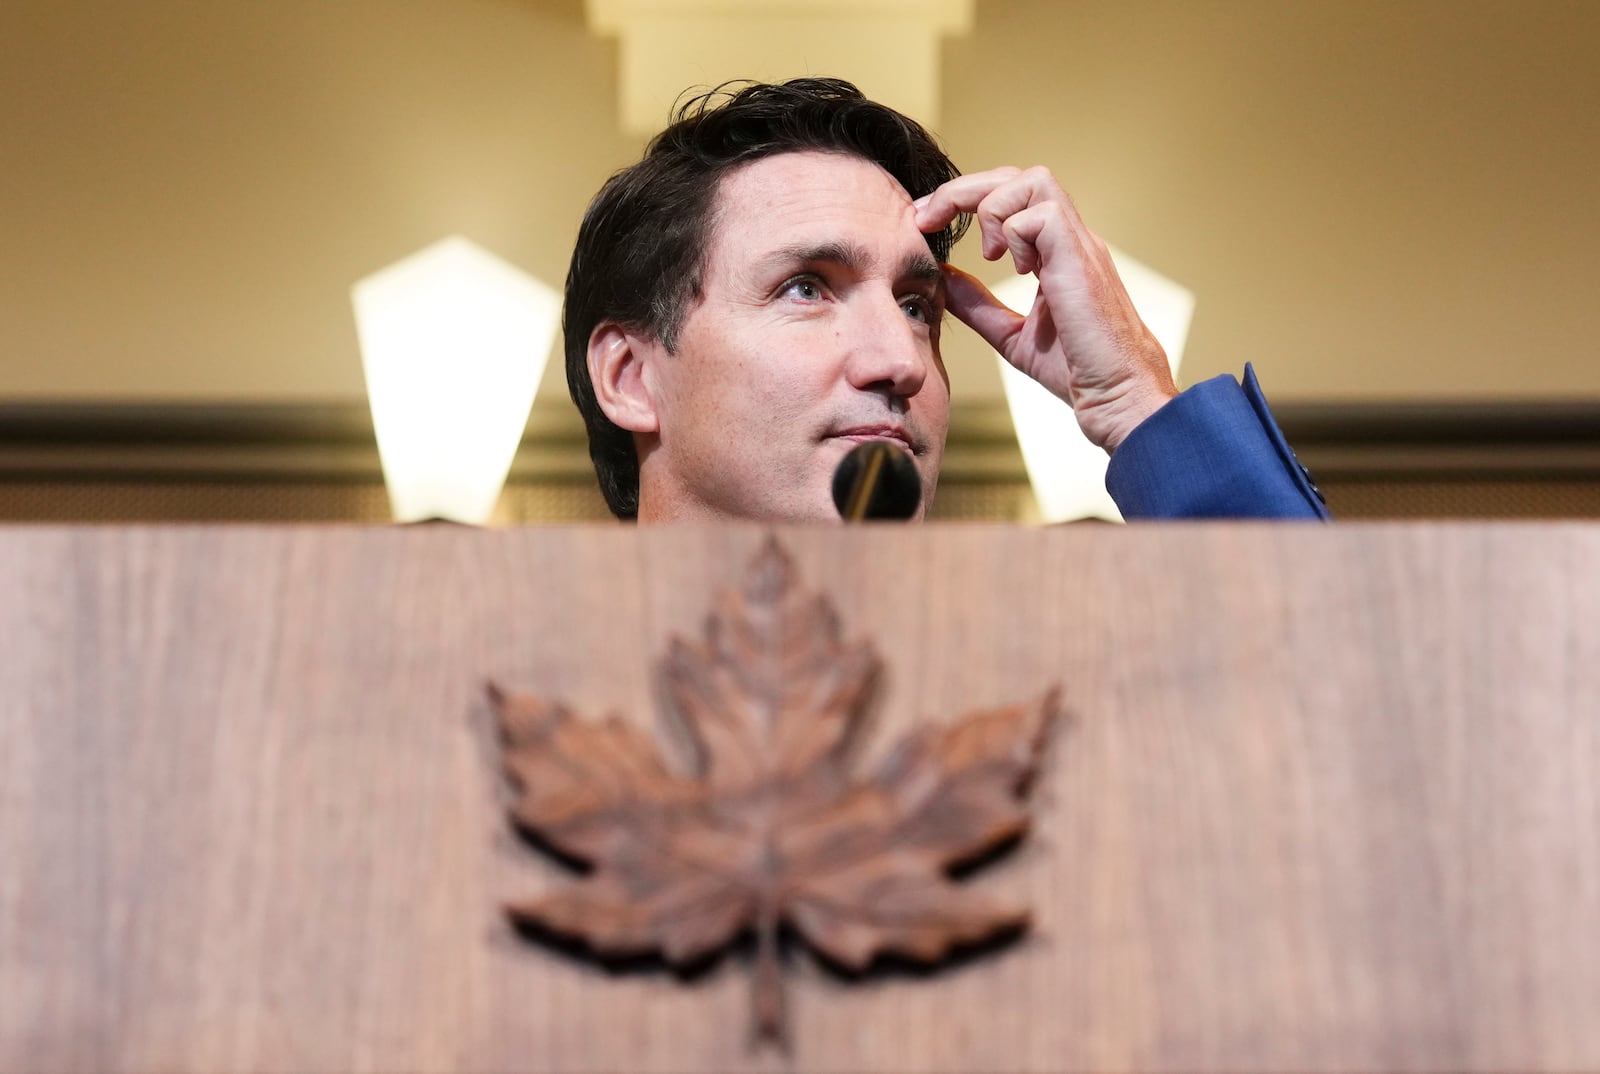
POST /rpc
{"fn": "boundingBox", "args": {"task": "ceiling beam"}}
[585,0,974,133]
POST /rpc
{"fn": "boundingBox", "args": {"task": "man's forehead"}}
[718,146,911,193]
[706,150,935,268]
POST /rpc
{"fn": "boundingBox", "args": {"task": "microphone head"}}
[832,441,922,521]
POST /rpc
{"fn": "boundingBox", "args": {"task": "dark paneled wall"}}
[2,401,1597,522]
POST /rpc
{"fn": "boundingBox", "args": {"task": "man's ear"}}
[586,323,659,434]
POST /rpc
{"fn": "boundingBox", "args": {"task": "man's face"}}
[634,150,949,522]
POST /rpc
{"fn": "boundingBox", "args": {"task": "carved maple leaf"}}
[491,539,1059,1044]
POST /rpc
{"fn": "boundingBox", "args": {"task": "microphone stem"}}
[840,445,890,521]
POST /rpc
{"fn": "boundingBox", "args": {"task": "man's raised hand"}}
[915,166,1178,453]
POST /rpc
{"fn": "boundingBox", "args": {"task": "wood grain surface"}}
[1,523,1598,1073]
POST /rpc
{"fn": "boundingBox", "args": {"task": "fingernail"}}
[912,194,931,210]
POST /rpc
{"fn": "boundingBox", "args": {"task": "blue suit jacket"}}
[1105,364,1329,520]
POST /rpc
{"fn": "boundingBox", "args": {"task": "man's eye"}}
[784,277,824,301]
[902,296,933,323]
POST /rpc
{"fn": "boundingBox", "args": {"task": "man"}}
[564,78,1327,522]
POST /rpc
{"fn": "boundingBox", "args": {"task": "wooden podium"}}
[2,523,1598,1073]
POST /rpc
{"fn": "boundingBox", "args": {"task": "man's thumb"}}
[943,264,1025,357]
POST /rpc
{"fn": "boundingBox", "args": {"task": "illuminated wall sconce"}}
[992,249,1194,522]
[351,236,560,524]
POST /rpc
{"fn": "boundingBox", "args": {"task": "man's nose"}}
[842,295,929,399]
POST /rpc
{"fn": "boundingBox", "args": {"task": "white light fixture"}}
[585,0,974,133]
[351,236,560,524]
[993,249,1195,523]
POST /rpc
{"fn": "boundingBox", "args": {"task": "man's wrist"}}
[1091,382,1180,454]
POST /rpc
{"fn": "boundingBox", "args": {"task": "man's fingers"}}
[1002,201,1079,276]
[914,166,1022,231]
[942,264,1025,356]
[919,166,1085,273]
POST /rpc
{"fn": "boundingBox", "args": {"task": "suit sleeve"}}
[1104,363,1330,520]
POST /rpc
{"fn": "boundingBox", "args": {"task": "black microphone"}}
[831,441,922,521]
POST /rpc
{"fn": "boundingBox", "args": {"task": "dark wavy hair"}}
[563,77,969,519]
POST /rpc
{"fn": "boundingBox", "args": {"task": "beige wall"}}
[945,0,1600,401]
[2,0,1597,406]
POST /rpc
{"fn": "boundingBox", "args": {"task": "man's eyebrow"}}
[754,242,941,283]
[898,251,943,286]
[755,240,940,273]
[755,240,869,274]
